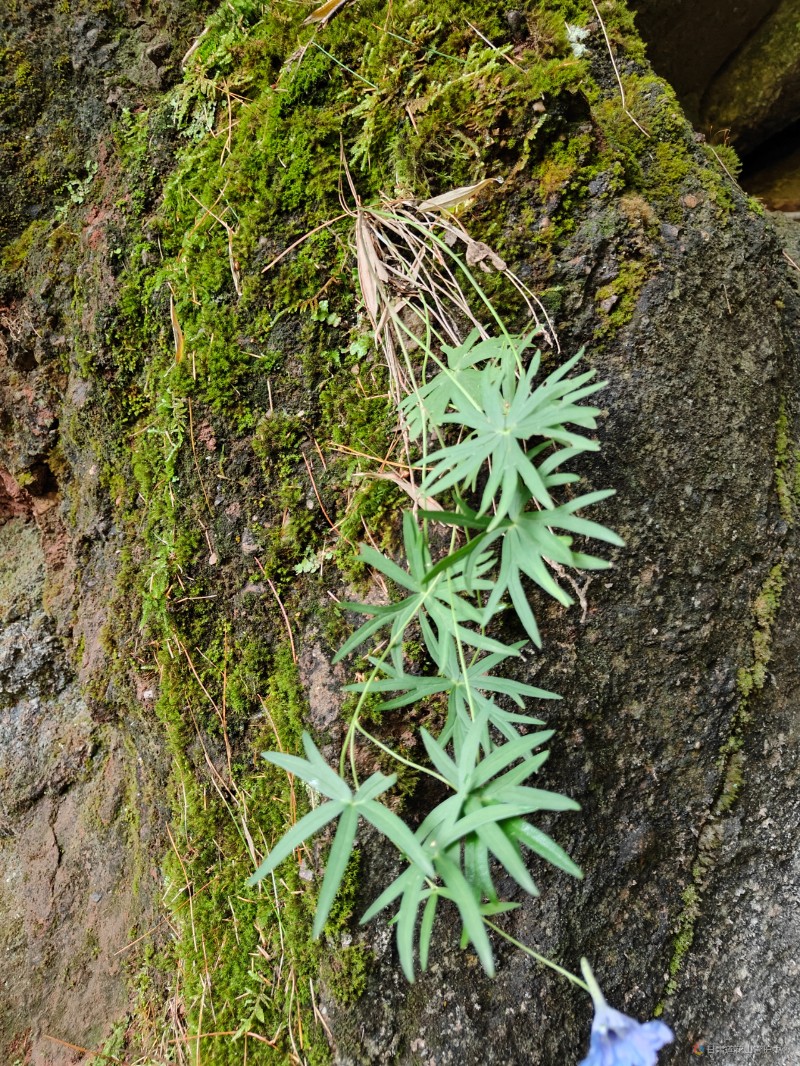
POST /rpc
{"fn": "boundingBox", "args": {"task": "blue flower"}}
[579,959,673,1066]
[579,1002,674,1066]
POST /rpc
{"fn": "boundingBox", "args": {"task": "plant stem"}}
[483,920,590,993]
[354,721,451,786]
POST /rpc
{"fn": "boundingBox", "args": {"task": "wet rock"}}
[240,527,260,553]
[0,614,63,706]
[504,10,529,42]
[701,0,800,154]
[70,15,107,73]
[127,50,163,90]
[146,36,173,66]
[629,0,778,119]
[299,636,346,736]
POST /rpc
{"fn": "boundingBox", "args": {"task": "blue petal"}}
[579,1004,674,1066]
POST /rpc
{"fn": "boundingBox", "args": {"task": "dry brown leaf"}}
[355,214,388,322]
[465,239,507,273]
[303,0,348,25]
[169,291,184,363]
[353,470,442,511]
[417,178,503,213]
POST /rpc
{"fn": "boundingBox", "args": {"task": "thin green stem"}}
[310,41,379,90]
[371,24,465,63]
[355,721,451,786]
[580,957,606,1007]
[339,649,394,784]
[447,567,478,734]
[484,920,589,993]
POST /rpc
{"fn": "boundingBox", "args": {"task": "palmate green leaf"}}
[475,819,538,897]
[396,866,429,980]
[468,730,554,790]
[399,330,537,438]
[420,726,460,785]
[333,511,507,670]
[418,890,440,971]
[357,708,579,977]
[438,803,527,846]
[345,643,558,751]
[421,347,605,524]
[486,783,580,813]
[359,798,435,877]
[425,484,623,645]
[264,747,352,803]
[465,834,496,902]
[249,735,435,936]
[435,852,495,976]
[361,863,419,925]
[483,489,623,641]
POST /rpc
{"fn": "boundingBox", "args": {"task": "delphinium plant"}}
[249,188,673,1065]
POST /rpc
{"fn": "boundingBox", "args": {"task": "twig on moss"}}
[260,213,349,274]
[329,440,413,471]
[41,1035,132,1065]
[707,143,738,188]
[181,25,209,68]
[187,190,242,297]
[166,823,198,955]
[590,0,650,140]
[352,468,443,511]
[302,450,342,534]
[310,40,379,89]
[467,20,524,71]
[256,561,298,663]
[188,399,214,516]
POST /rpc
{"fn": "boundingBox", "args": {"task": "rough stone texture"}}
[0,0,214,249]
[667,560,800,1064]
[701,0,800,154]
[322,186,800,1062]
[0,2,209,1059]
[745,148,800,211]
[630,0,780,121]
[3,1,800,1063]
[0,515,168,1064]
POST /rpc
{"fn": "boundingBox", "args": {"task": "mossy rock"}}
[4,0,800,1063]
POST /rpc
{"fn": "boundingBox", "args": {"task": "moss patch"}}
[658,556,788,1010]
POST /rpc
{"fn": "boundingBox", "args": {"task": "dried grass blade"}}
[304,0,349,25]
[355,213,386,324]
[418,178,502,213]
[353,470,443,511]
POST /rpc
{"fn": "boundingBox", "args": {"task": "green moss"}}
[155,644,333,1065]
[660,559,785,1010]
[774,400,800,525]
[733,563,784,710]
[0,217,51,274]
[594,258,649,335]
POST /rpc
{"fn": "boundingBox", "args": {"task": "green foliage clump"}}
[52,0,720,1051]
[250,276,622,981]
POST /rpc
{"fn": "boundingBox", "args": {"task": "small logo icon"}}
[692,1041,706,1056]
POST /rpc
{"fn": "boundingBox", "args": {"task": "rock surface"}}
[630,0,779,121]
[3,1,800,1064]
[0,514,166,1064]
[701,0,800,154]
[324,147,800,1066]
